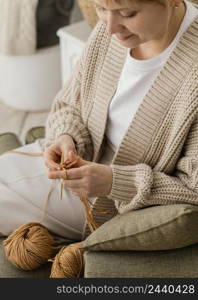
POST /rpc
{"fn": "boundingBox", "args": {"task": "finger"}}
[48,169,65,179]
[44,152,61,170]
[45,159,61,170]
[64,150,89,168]
[50,166,86,180]
[62,148,77,162]
[64,179,84,189]
[67,150,77,162]
[48,168,83,181]
[66,166,86,179]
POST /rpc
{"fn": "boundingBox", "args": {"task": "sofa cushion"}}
[84,243,198,278]
[0,133,22,155]
[82,204,198,251]
[25,126,45,144]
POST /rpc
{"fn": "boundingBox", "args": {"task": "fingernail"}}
[54,165,60,170]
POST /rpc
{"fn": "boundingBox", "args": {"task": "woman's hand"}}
[44,134,77,170]
[48,152,113,198]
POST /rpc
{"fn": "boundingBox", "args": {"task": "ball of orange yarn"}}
[50,242,85,278]
[3,222,57,270]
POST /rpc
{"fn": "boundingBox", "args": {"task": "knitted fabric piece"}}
[0,0,38,55]
[45,15,198,239]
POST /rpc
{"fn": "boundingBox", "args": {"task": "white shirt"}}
[105,0,198,154]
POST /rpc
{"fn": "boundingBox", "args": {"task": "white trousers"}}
[0,141,87,241]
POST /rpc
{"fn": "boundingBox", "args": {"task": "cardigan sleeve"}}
[107,89,198,214]
[44,59,93,160]
[44,21,105,160]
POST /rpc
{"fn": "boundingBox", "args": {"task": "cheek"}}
[132,16,167,40]
[125,17,150,37]
[147,13,168,34]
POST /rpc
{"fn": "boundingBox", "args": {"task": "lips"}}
[116,34,133,41]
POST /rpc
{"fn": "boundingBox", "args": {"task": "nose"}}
[106,12,123,35]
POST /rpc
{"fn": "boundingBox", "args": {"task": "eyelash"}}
[123,12,137,18]
[95,7,137,19]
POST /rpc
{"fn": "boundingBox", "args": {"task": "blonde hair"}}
[96,0,165,7]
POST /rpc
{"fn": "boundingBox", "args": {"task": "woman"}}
[0,0,198,241]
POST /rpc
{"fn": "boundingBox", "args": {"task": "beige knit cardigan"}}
[45,17,198,239]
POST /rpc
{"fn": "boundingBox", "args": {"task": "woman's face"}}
[94,0,179,49]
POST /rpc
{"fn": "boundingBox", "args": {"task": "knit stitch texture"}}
[0,0,38,55]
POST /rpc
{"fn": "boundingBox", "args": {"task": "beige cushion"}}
[84,244,198,278]
[25,126,45,144]
[82,204,198,251]
[0,133,22,155]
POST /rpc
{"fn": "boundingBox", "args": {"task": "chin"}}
[116,35,139,47]
[118,39,140,49]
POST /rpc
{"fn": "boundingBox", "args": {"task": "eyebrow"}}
[94,3,130,11]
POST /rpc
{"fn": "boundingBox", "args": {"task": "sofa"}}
[1,130,198,278]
